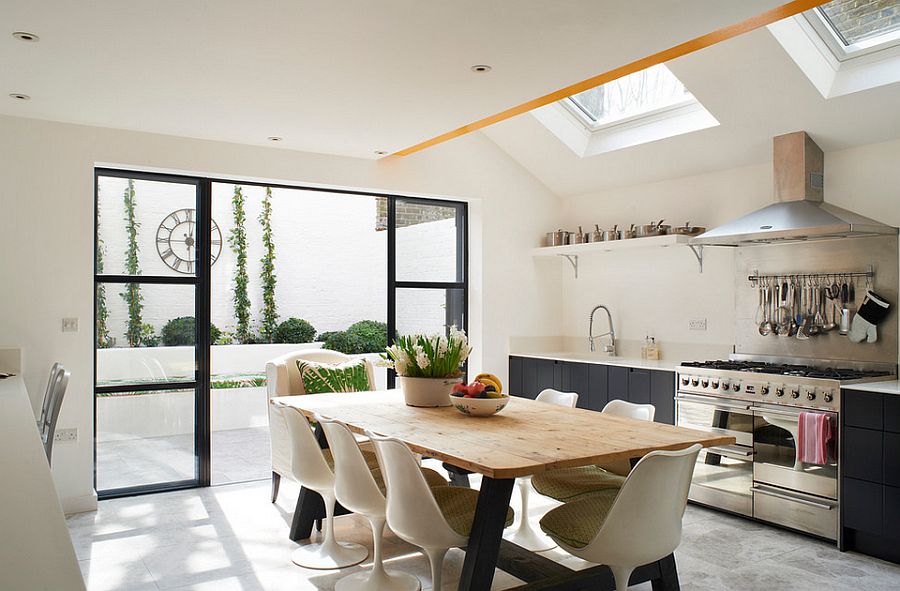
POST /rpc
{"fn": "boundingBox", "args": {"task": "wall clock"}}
[156,208,222,274]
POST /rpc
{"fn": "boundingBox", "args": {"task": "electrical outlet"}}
[54,428,78,442]
[62,317,79,332]
[689,318,708,331]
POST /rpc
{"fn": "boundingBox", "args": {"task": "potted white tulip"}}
[381,326,472,407]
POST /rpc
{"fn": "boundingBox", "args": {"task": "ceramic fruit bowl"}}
[450,393,510,417]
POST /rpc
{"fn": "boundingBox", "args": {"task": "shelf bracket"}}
[688,244,704,273]
[560,254,579,278]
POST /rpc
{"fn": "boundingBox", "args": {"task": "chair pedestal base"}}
[291,541,367,570]
[335,568,421,591]
[504,521,556,552]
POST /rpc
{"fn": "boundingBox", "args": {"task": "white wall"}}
[558,137,900,359]
[0,114,563,512]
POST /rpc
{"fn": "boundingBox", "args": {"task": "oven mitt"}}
[849,290,890,344]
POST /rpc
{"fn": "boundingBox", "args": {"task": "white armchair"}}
[266,349,376,503]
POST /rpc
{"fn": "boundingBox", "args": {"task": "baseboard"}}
[62,490,98,515]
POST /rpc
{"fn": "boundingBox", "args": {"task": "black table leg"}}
[651,554,680,591]
[289,486,325,541]
[458,476,515,591]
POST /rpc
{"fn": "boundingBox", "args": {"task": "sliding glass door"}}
[94,170,211,497]
[95,171,466,497]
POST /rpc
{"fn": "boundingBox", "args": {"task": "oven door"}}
[750,403,838,500]
[676,393,756,516]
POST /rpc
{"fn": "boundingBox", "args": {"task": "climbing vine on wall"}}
[120,179,144,347]
[229,185,252,343]
[96,197,111,348]
[258,187,278,343]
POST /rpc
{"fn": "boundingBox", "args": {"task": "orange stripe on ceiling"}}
[393,0,829,157]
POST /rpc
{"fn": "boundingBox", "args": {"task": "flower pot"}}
[398,376,462,407]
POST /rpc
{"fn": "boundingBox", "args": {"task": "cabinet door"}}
[553,360,565,391]
[627,369,651,405]
[536,359,556,396]
[884,395,900,434]
[608,367,629,401]
[884,432,900,488]
[522,358,539,399]
[508,357,524,398]
[885,486,900,540]
[587,364,609,412]
[844,390,883,430]
[650,371,676,425]
[843,477,883,535]
[563,362,590,409]
[843,427,883,484]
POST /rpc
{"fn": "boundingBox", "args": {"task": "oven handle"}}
[748,406,837,420]
[706,445,755,460]
[676,394,752,413]
[751,485,836,510]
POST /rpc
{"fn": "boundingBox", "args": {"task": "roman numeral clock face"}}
[155,208,222,274]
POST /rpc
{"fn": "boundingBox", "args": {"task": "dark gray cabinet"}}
[841,388,900,563]
[507,356,675,424]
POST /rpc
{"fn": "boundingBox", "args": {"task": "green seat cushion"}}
[539,489,619,549]
[531,465,626,502]
[430,486,514,537]
[296,358,371,394]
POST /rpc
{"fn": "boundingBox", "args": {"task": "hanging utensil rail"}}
[748,266,874,286]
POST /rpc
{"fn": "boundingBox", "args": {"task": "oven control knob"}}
[711,380,719,389]
[701,378,709,388]
[691,377,699,387]
[681,377,690,386]
[775,387,785,397]
[823,391,834,403]
[790,389,800,399]
[760,385,769,396]
[807,391,816,401]
[732,382,741,392]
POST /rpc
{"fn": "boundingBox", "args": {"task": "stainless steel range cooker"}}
[676,354,895,541]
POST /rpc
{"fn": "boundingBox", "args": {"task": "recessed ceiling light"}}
[470,64,492,73]
[8,93,30,101]
[267,136,283,142]
[374,150,388,155]
[12,31,40,42]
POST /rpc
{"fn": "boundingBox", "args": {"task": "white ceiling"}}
[1,1,784,159]
[483,25,900,196]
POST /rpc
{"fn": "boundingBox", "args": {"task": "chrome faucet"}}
[589,304,616,355]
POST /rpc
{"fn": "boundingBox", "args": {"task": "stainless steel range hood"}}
[691,132,897,246]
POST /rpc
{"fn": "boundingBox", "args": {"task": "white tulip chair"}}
[282,407,368,569]
[504,388,578,551]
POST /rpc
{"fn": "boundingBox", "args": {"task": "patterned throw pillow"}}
[296,358,372,394]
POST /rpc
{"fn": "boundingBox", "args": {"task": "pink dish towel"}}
[797,411,834,465]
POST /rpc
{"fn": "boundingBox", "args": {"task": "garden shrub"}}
[161,316,222,346]
[318,320,388,354]
[273,317,316,344]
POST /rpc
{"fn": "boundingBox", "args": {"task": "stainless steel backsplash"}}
[734,236,898,364]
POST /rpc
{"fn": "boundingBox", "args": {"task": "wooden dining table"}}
[272,390,734,591]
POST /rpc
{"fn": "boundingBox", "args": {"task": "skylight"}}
[567,65,694,128]
[813,0,900,55]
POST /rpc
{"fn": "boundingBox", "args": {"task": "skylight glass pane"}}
[568,64,692,126]
[818,0,900,46]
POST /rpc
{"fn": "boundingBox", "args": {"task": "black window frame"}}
[94,168,468,499]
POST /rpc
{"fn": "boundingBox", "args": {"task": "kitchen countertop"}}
[0,376,86,590]
[843,380,900,396]
[509,351,680,371]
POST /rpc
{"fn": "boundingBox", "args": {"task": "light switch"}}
[62,318,79,333]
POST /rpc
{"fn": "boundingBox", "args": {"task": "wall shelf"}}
[532,233,703,277]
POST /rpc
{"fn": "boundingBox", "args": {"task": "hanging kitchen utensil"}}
[759,281,774,336]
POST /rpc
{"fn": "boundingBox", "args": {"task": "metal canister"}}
[572,226,587,244]
[590,224,604,243]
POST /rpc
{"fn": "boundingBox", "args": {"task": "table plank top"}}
[272,390,734,479]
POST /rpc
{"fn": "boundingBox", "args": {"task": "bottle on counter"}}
[645,337,660,360]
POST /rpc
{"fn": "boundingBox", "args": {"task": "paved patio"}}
[96,427,271,491]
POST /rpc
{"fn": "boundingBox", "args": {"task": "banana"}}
[474,373,503,393]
